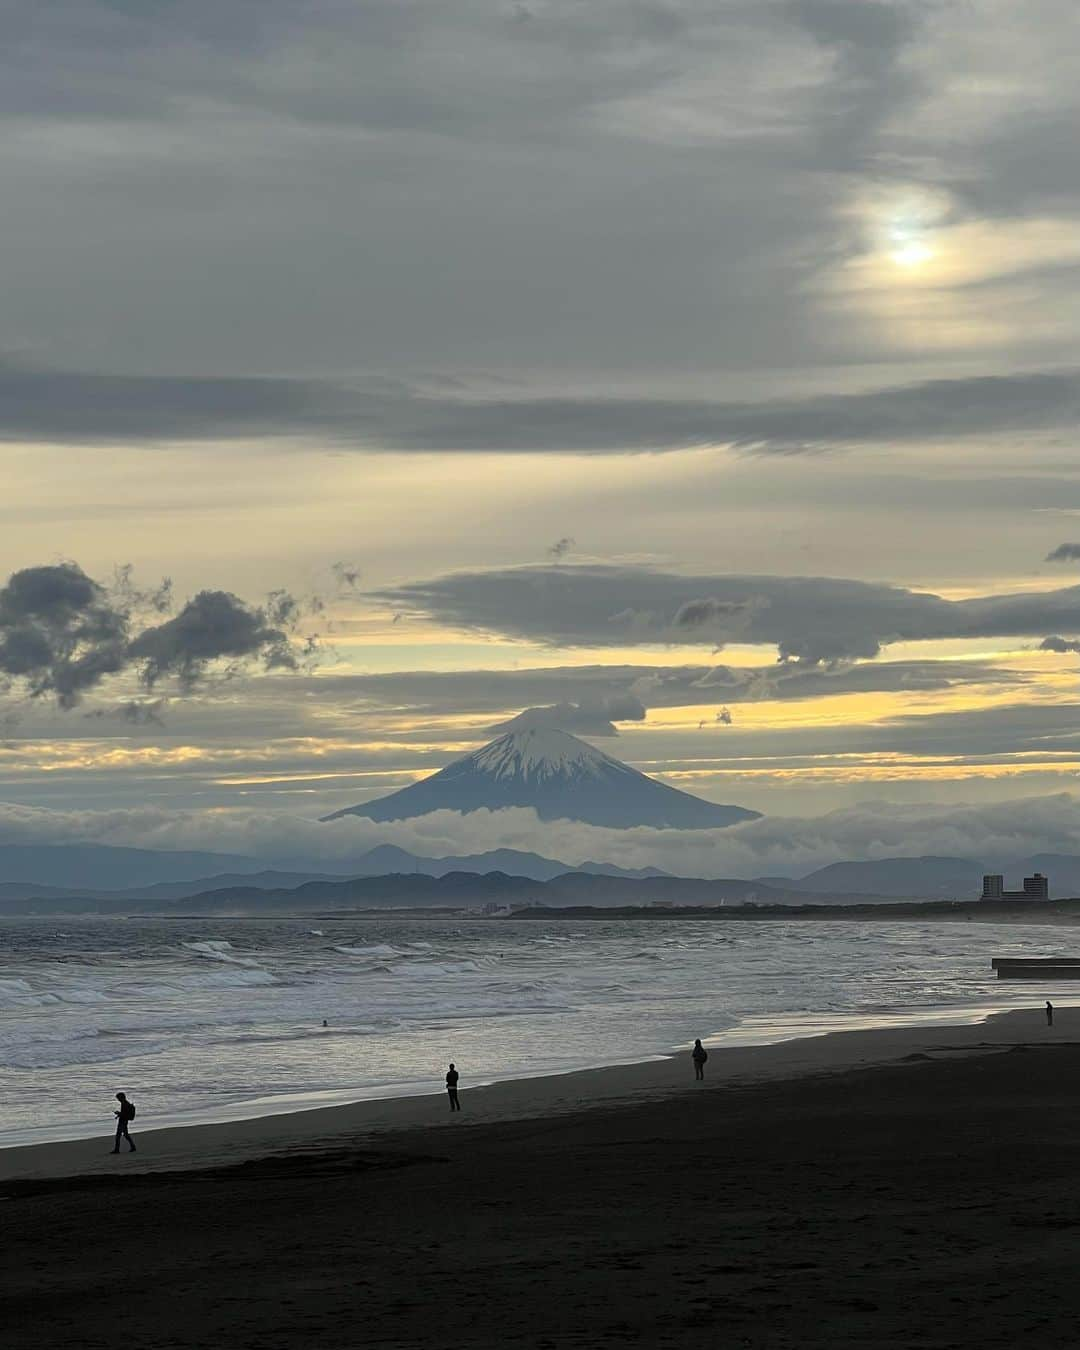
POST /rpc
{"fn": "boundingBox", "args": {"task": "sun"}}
[889,239,934,268]
[876,191,948,270]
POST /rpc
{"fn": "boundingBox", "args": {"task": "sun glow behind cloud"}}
[889,239,934,269]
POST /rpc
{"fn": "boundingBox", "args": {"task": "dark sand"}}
[4,1011,1079,1348]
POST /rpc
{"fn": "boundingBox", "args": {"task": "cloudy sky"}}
[4,0,1080,870]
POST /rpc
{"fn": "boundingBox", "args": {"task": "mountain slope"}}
[323,727,760,829]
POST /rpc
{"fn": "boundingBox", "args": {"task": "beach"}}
[3,1008,1078,1347]
[5,913,1073,1147]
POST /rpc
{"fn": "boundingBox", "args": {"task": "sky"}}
[4,0,1080,873]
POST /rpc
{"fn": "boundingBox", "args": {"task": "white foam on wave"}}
[159,968,277,991]
[334,943,409,959]
[0,978,37,1006]
[405,959,481,976]
[50,987,109,1004]
[181,940,265,969]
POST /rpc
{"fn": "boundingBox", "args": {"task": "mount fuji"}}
[323,727,761,830]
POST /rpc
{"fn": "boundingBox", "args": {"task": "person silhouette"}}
[1046,1001,1054,1027]
[692,1039,708,1081]
[112,1092,136,1153]
[446,1063,460,1111]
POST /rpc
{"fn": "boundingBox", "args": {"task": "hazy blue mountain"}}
[0,881,99,903]
[174,871,542,913]
[575,859,671,879]
[776,854,1080,901]
[0,843,266,891]
[165,870,810,914]
[778,856,982,899]
[336,844,672,882]
[0,843,672,905]
[324,727,760,830]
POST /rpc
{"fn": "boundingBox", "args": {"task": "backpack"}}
[127,1102,136,1120]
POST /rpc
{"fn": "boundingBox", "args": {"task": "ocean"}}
[0,914,1072,1147]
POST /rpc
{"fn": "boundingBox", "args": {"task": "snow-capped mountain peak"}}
[471,728,614,784]
[323,727,761,830]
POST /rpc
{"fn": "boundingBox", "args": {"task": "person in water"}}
[692,1039,708,1081]
[112,1092,136,1153]
[1046,1001,1054,1027]
[446,1063,461,1111]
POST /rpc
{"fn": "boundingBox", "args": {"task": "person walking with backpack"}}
[445,1063,461,1111]
[691,1039,708,1082]
[112,1092,137,1153]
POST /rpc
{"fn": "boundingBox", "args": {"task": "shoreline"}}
[0,998,1019,1153]
[0,1003,1064,1184]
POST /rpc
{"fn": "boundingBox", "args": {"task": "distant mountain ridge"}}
[324,727,761,829]
[3,839,1079,914]
[139,871,817,915]
[0,841,670,905]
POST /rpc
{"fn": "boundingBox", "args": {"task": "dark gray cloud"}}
[1040,636,1080,654]
[488,695,647,737]
[0,0,1078,401]
[331,562,362,591]
[379,563,1080,662]
[850,700,1080,762]
[1,360,1078,452]
[0,1,837,382]
[673,596,763,636]
[128,591,298,691]
[788,0,926,169]
[1047,543,1080,562]
[84,699,166,727]
[0,563,129,708]
[0,563,306,707]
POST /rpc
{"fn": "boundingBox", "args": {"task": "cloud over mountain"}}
[377,564,1080,662]
[488,696,647,737]
[5,790,1080,882]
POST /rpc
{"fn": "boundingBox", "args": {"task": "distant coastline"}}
[503,898,1080,923]
[117,897,1080,923]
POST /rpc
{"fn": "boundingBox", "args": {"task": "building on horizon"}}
[981,872,1049,901]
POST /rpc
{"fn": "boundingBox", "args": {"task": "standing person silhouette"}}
[692,1039,708,1081]
[112,1093,136,1153]
[1046,1001,1054,1027]
[446,1063,461,1111]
